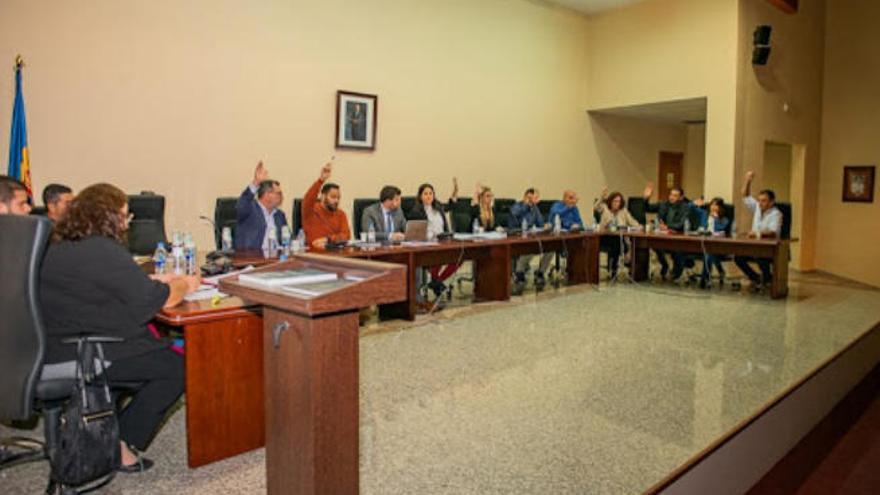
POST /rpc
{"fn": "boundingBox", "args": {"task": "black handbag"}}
[48,341,121,488]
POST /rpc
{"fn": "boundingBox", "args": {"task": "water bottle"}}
[267,225,278,255]
[183,232,197,275]
[171,231,185,275]
[294,229,306,253]
[367,222,376,244]
[279,226,292,260]
[521,218,529,238]
[472,217,481,234]
[684,217,691,234]
[221,226,233,252]
[553,214,561,235]
[610,217,618,233]
[153,242,168,275]
[654,217,660,233]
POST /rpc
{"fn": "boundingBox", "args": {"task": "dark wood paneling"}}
[263,308,360,495]
[184,313,265,468]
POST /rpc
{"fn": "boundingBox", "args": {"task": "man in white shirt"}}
[734,170,783,290]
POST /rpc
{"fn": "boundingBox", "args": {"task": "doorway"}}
[658,151,684,200]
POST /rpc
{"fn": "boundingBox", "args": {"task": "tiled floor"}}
[2,272,879,494]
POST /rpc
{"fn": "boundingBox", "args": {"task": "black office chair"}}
[212,197,238,250]
[450,198,474,233]
[537,200,555,221]
[30,206,48,217]
[627,197,648,226]
[0,216,124,493]
[291,198,303,235]
[400,196,417,221]
[127,192,168,255]
[351,198,376,239]
[777,202,792,241]
[494,198,516,229]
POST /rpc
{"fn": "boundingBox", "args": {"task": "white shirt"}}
[380,205,395,233]
[424,205,445,238]
[743,196,782,236]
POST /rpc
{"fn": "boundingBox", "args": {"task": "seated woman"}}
[595,191,640,278]
[40,183,199,473]
[700,197,731,287]
[409,180,460,300]
[469,183,498,232]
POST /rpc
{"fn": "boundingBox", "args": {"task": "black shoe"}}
[118,455,154,474]
[534,273,546,291]
[659,266,669,281]
[512,281,526,296]
[428,279,446,298]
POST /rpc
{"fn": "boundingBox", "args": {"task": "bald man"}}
[548,190,584,230]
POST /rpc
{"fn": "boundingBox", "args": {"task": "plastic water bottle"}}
[267,225,278,255]
[153,242,168,275]
[521,218,529,238]
[279,226,291,260]
[654,217,660,233]
[171,232,185,275]
[553,214,562,235]
[221,226,233,252]
[367,222,376,245]
[183,233,197,275]
[684,217,691,234]
[472,217,481,234]
[294,229,306,253]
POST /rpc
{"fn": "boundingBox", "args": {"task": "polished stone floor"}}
[3,272,880,494]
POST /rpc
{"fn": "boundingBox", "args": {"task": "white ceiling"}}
[588,97,708,124]
[544,0,647,15]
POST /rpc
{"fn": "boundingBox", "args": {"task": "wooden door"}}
[658,151,684,201]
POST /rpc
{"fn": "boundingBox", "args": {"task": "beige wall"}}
[683,123,706,199]
[816,0,880,287]
[762,141,792,202]
[588,113,686,200]
[734,0,826,271]
[585,0,739,200]
[0,0,593,248]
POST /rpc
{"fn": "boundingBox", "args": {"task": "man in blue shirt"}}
[235,161,288,251]
[509,188,553,294]
[548,190,584,230]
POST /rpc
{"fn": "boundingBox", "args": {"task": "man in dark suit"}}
[361,185,406,242]
[235,161,288,251]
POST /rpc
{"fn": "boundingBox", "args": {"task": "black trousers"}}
[104,347,184,451]
[734,256,773,285]
[655,249,686,278]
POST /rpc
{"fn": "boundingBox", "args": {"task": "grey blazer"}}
[361,203,407,241]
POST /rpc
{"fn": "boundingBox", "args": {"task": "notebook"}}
[238,269,337,287]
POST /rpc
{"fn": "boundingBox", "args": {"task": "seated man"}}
[234,161,287,251]
[548,190,583,230]
[509,187,553,294]
[734,170,782,291]
[0,175,32,215]
[361,185,406,242]
[643,183,690,280]
[302,162,351,249]
[42,183,74,222]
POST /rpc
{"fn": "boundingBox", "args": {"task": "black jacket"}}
[646,200,692,231]
[40,235,171,363]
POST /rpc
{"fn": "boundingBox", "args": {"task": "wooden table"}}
[236,231,600,321]
[155,297,265,468]
[612,231,790,298]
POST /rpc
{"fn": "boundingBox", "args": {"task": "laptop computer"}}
[403,220,428,241]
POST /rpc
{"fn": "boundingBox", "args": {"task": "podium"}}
[221,254,407,495]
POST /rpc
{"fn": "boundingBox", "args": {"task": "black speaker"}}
[753,25,772,46]
[752,46,771,65]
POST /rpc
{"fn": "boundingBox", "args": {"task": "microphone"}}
[199,215,217,229]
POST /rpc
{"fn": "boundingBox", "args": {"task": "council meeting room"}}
[2,0,879,494]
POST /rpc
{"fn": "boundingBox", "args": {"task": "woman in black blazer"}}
[408,181,460,299]
[470,183,499,232]
[40,183,200,473]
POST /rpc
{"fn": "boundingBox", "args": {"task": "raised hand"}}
[253,161,268,186]
[643,182,655,199]
[601,187,609,200]
[320,162,332,181]
[745,170,755,182]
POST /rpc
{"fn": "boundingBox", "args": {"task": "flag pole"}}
[14,54,24,70]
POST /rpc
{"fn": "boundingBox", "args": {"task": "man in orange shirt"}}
[302,162,351,249]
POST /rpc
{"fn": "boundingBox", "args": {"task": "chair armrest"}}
[61,335,124,345]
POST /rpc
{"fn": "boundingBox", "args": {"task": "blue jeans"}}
[701,254,726,282]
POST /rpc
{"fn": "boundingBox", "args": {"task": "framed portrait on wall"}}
[842,165,875,203]
[335,91,377,150]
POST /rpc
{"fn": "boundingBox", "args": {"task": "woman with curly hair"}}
[40,183,199,472]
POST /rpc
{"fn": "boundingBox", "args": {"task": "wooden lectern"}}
[221,254,407,495]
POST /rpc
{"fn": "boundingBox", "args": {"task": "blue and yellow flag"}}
[7,56,32,198]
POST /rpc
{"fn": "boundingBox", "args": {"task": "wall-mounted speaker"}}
[752,25,772,66]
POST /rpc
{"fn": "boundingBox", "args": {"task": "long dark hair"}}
[53,183,128,243]
[417,183,442,210]
[605,191,626,211]
[709,197,727,218]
